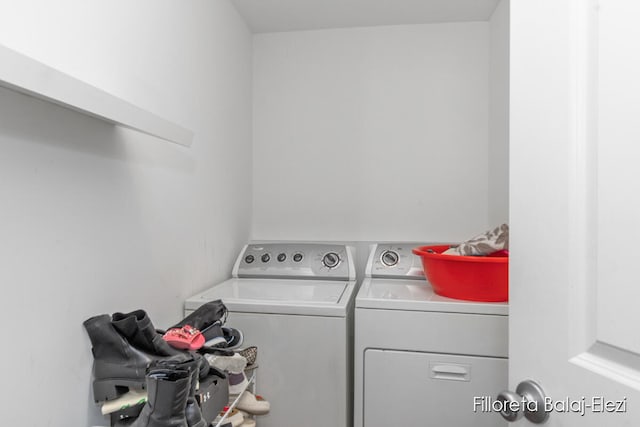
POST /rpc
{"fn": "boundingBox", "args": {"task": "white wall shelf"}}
[0,44,193,147]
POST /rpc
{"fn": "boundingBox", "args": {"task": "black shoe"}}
[221,327,243,349]
[134,356,206,427]
[84,315,154,402]
[171,300,227,332]
[83,315,186,402]
[112,310,181,357]
[184,360,206,427]
[127,362,191,427]
[203,326,244,350]
[111,309,210,380]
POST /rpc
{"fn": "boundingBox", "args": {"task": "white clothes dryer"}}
[186,243,357,427]
[354,243,509,427]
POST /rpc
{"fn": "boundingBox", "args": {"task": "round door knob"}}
[495,390,524,422]
[496,380,549,424]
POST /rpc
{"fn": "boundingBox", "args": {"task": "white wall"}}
[489,0,510,225]
[0,1,252,425]
[252,22,491,243]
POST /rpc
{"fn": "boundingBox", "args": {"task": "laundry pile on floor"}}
[83,300,270,427]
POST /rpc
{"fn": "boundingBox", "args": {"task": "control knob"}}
[381,250,399,267]
[261,253,270,263]
[322,252,341,269]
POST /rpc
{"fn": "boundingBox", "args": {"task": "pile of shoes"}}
[174,303,269,427]
[207,346,270,427]
[163,300,243,351]
[84,300,240,426]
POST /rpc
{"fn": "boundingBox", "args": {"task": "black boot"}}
[129,363,191,427]
[184,360,206,427]
[112,310,179,357]
[112,310,210,380]
[135,357,206,427]
[84,315,154,402]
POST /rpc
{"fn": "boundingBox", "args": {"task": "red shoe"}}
[162,325,205,350]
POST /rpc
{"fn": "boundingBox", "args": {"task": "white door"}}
[509,0,640,425]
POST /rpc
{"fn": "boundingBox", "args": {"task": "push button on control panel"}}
[293,253,304,262]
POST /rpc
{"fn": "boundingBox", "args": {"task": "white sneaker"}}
[214,408,244,427]
[235,390,270,415]
[205,352,247,373]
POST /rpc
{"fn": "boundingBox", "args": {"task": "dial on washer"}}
[322,252,341,269]
[381,250,399,267]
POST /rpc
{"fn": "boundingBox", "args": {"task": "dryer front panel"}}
[363,349,507,427]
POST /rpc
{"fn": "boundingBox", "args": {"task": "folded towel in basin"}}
[444,223,509,256]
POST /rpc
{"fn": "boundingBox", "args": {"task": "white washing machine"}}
[354,243,509,427]
[185,243,357,427]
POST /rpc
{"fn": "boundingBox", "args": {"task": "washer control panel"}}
[234,243,354,280]
[367,243,439,279]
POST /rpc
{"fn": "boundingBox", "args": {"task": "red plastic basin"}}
[412,245,509,302]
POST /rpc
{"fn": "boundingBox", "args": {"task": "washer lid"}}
[356,278,508,316]
[185,278,355,317]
